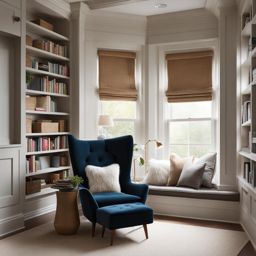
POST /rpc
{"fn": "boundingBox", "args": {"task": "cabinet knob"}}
[13,16,21,22]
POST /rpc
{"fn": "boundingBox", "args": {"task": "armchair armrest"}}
[123,182,149,203]
[79,186,99,223]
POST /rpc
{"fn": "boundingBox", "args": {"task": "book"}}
[39,156,50,169]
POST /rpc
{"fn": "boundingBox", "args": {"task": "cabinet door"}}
[0,147,20,208]
[0,1,21,37]
[241,186,251,215]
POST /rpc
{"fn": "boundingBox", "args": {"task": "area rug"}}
[0,218,248,256]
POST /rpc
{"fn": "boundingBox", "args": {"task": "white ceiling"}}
[98,0,207,16]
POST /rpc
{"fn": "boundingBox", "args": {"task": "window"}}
[167,101,214,157]
[100,100,136,138]
[98,49,138,138]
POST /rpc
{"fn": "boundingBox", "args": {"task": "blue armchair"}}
[68,135,149,235]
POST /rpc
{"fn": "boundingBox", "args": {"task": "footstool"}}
[96,202,153,245]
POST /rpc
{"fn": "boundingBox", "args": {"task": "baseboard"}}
[24,203,56,221]
[241,223,256,251]
[147,195,240,223]
[0,213,25,238]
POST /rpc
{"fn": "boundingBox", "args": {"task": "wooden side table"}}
[54,190,80,235]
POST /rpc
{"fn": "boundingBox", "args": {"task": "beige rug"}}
[0,219,248,256]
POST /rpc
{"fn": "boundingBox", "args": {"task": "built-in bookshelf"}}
[239,0,256,246]
[25,8,71,199]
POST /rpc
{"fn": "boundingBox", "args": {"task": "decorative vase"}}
[54,190,80,235]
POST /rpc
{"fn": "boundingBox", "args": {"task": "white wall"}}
[79,5,147,140]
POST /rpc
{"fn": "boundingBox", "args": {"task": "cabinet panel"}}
[0,147,20,208]
[0,1,21,37]
[241,187,251,214]
[252,195,256,224]
[0,0,20,9]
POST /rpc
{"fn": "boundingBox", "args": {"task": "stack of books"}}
[51,179,74,191]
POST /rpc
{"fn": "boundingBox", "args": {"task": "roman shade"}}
[166,50,213,103]
[98,50,137,101]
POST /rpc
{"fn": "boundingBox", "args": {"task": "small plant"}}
[133,144,144,166]
[69,175,84,189]
[26,73,33,85]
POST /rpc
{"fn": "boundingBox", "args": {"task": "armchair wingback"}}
[68,135,149,227]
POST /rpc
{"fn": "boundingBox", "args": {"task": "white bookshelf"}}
[26,67,70,79]
[25,187,57,200]
[26,166,70,177]
[25,11,71,198]
[239,0,256,246]
[26,89,69,98]
[26,45,69,62]
[26,149,69,156]
[26,110,69,116]
[26,132,69,137]
[26,21,69,41]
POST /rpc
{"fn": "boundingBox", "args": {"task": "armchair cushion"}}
[86,164,121,193]
[93,192,141,207]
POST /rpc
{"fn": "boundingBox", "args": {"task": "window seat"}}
[148,185,240,202]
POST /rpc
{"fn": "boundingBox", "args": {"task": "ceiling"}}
[98,0,207,16]
[66,0,208,16]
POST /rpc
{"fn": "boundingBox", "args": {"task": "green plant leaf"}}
[139,157,145,166]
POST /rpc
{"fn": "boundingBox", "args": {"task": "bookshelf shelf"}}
[26,132,69,137]
[238,176,256,196]
[26,110,69,116]
[26,21,69,41]
[25,187,57,200]
[26,67,70,80]
[26,148,69,156]
[26,166,70,177]
[26,46,69,62]
[242,82,254,95]
[242,120,251,127]
[26,89,69,98]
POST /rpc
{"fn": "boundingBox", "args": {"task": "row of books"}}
[27,135,68,152]
[33,39,68,57]
[26,155,69,173]
[31,59,69,76]
[27,76,68,95]
[36,95,57,112]
[243,162,256,187]
[242,100,251,124]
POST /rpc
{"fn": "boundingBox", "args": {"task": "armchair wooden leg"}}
[143,224,148,239]
[92,223,96,237]
[101,226,105,238]
[110,229,115,246]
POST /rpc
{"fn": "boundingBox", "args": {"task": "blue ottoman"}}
[96,202,153,245]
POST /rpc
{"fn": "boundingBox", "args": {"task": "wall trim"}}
[147,195,240,223]
[0,213,24,238]
[24,203,56,221]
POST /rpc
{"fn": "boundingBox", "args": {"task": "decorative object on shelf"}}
[144,139,163,174]
[133,144,144,181]
[97,115,114,140]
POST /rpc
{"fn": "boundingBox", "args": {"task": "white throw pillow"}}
[143,159,170,186]
[85,164,121,193]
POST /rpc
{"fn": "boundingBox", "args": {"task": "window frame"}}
[157,39,218,161]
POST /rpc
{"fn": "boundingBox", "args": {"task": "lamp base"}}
[97,134,106,140]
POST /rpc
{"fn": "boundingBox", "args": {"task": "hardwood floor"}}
[238,241,256,256]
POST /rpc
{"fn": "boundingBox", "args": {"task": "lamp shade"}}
[98,115,114,127]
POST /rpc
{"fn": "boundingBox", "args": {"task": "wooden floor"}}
[2,212,256,255]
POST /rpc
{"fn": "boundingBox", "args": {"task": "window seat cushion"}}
[148,185,239,202]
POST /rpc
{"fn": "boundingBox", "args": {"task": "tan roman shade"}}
[98,50,137,101]
[166,50,213,103]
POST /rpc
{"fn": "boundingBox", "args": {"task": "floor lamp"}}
[144,139,163,174]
